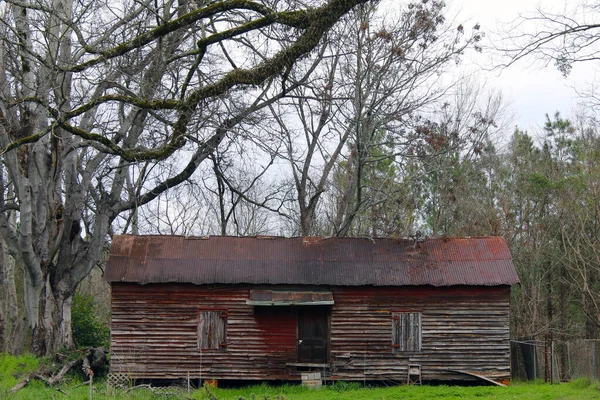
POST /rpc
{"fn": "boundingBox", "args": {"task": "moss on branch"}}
[58,121,186,162]
[65,95,181,119]
[186,0,367,100]
[4,0,367,163]
[67,0,276,72]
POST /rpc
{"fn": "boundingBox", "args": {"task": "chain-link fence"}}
[512,338,600,381]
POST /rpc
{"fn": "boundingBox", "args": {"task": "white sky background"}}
[374,0,598,141]
[450,0,597,136]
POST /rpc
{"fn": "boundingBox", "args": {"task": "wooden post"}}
[89,373,93,400]
[82,353,94,400]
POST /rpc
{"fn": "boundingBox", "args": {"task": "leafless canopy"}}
[494,2,600,76]
[0,0,368,354]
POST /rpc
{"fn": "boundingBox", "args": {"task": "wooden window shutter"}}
[392,314,400,348]
[198,310,227,350]
[392,312,421,353]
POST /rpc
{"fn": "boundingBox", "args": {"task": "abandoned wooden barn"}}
[104,235,519,384]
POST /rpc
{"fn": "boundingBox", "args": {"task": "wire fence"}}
[511,338,600,382]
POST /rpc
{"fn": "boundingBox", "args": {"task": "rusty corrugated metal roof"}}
[103,235,519,286]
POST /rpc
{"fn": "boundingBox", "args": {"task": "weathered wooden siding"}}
[110,283,510,382]
[330,287,510,382]
[110,284,297,379]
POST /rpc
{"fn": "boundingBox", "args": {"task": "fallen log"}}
[10,347,106,393]
[10,377,30,393]
[10,373,48,392]
[48,359,79,385]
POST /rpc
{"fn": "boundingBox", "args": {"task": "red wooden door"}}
[297,308,328,363]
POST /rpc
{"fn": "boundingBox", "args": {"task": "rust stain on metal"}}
[104,236,519,287]
[302,236,324,245]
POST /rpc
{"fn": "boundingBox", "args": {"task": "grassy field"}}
[208,380,600,400]
[2,354,600,399]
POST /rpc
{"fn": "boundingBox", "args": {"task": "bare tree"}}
[136,149,279,237]
[135,180,210,237]
[206,147,284,236]
[0,0,368,355]
[413,83,508,236]
[295,1,482,236]
[254,2,484,236]
[266,35,350,235]
[495,1,600,76]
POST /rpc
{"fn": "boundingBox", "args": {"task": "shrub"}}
[571,376,594,389]
[72,293,110,348]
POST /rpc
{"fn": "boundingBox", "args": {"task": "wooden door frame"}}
[295,306,331,364]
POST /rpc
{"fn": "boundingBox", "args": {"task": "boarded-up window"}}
[392,312,421,352]
[198,311,227,350]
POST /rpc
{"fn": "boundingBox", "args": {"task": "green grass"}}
[4,379,600,400]
[0,354,39,391]
[207,379,600,400]
[1,355,600,399]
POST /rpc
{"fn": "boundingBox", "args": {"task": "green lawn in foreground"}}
[2,354,600,400]
[3,379,600,400]
[207,379,600,400]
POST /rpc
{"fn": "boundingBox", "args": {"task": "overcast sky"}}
[451,0,596,136]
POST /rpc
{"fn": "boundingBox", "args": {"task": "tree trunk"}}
[546,264,553,334]
[0,243,5,351]
[299,203,317,237]
[27,271,75,355]
[584,273,598,339]
[545,263,553,383]
[1,243,21,353]
[559,262,568,380]
[0,164,22,354]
